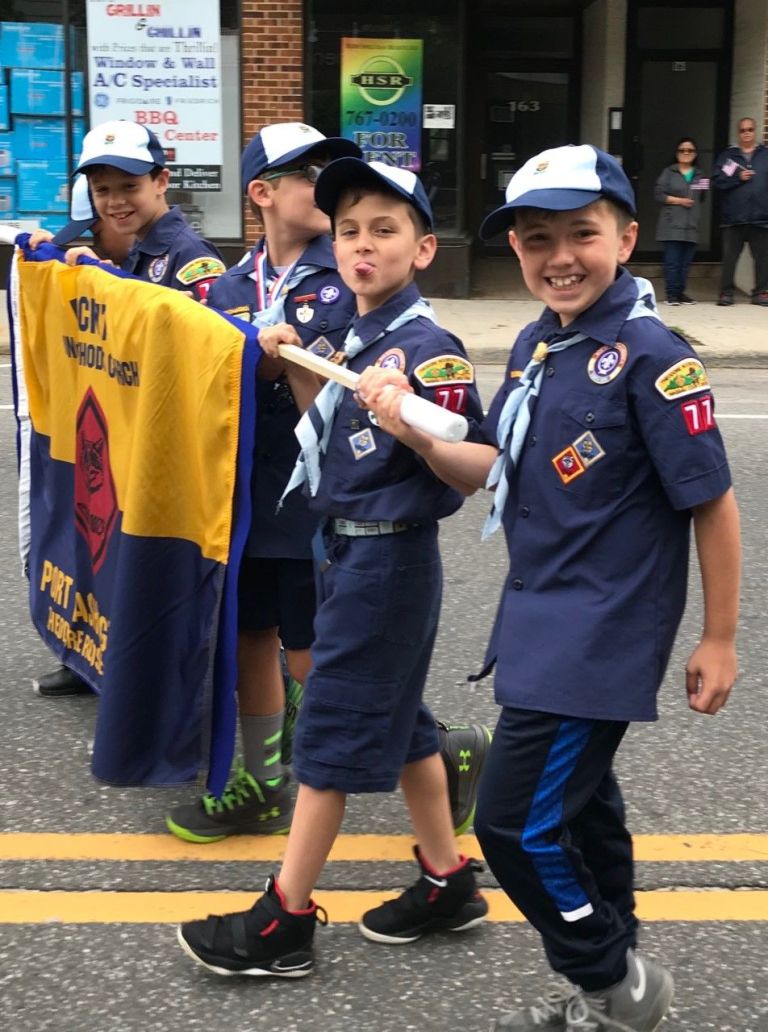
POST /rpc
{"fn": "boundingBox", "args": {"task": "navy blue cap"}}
[480,144,637,240]
[314,158,434,231]
[240,123,360,191]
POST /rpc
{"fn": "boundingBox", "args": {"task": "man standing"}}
[712,117,768,306]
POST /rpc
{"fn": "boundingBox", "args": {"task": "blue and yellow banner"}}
[9,240,259,794]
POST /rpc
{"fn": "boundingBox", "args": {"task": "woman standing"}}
[654,137,707,305]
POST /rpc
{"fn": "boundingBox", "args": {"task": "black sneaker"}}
[165,768,293,843]
[679,293,697,304]
[438,721,492,835]
[177,875,327,977]
[32,665,93,697]
[664,296,681,306]
[717,291,734,306]
[359,845,488,944]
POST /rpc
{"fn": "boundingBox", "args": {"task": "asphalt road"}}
[0,364,766,1032]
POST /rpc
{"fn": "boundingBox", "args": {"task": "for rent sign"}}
[340,38,423,172]
[85,0,222,190]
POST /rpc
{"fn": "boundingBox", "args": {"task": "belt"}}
[332,518,412,537]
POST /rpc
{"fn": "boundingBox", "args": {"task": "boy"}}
[177,159,489,977]
[357,145,740,1031]
[74,119,225,300]
[166,127,490,844]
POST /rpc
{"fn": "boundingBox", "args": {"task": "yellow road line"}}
[1,889,767,924]
[0,833,766,863]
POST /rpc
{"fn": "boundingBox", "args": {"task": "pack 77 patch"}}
[680,393,716,435]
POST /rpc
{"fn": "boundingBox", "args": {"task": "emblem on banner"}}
[75,388,119,573]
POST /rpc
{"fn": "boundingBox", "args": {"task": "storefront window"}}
[307,0,463,233]
[0,1,241,240]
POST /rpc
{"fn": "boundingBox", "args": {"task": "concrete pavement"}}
[431,284,768,367]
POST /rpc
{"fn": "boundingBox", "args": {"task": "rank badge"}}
[552,445,586,484]
[349,428,377,459]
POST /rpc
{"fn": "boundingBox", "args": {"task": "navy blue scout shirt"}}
[481,268,731,723]
[207,235,356,559]
[309,282,485,524]
[123,205,225,300]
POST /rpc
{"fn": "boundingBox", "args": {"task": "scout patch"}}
[349,428,377,459]
[375,348,407,372]
[588,343,627,385]
[306,336,336,360]
[414,354,475,386]
[296,303,314,324]
[552,445,586,484]
[319,284,340,304]
[509,370,523,379]
[175,256,226,285]
[654,358,709,400]
[572,430,605,467]
[680,393,715,436]
[148,254,169,282]
[225,305,251,321]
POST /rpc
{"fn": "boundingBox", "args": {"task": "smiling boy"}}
[74,119,224,299]
[358,145,740,1031]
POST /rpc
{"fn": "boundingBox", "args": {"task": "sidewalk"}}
[431,283,768,367]
[2,283,765,365]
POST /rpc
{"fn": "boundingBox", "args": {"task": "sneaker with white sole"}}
[178,875,326,977]
[570,950,674,1031]
[359,845,488,944]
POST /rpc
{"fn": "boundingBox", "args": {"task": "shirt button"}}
[319,319,329,329]
[520,506,530,518]
[512,578,524,590]
[585,411,595,423]
[546,366,555,377]
[529,435,537,447]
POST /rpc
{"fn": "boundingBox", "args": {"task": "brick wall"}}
[240,0,305,239]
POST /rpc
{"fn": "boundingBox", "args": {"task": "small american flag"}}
[722,159,740,177]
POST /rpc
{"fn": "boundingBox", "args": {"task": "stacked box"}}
[10,69,84,117]
[0,23,64,69]
[17,159,68,213]
[14,117,84,160]
[0,131,13,175]
[0,176,15,215]
[0,82,7,131]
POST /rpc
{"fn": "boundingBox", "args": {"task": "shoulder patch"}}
[176,256,226,285]
[414,354,475,386]
[654,358,710,401]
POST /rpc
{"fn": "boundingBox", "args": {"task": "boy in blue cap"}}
[357,144,740,1031]
[73,119,225,299]
[165,126,489,844]
[177,159,490,977]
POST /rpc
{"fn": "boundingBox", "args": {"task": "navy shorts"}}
[237,556,316,651]
[292,524,442,793]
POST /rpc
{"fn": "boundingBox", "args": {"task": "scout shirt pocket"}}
[293,297,351,353]
[553,389,629,503]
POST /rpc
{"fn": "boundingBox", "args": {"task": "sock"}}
[240,710,285,786]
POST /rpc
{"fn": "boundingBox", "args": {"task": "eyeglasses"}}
[262,163,323,184]
[677,147,696,153]
[739,127,755,133]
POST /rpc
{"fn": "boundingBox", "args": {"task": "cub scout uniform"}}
[123,206,225,301]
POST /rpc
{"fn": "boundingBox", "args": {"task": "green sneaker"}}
[437,721,492,836]
[165,767,293,843]
[282,676,304,768]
